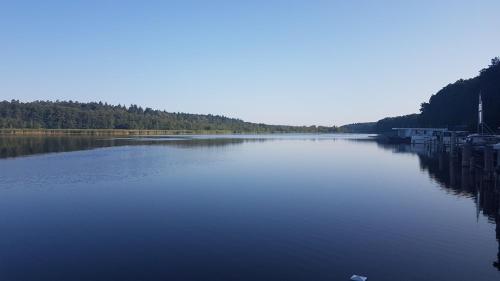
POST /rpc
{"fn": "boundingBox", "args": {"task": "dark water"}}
[0,134,499,281]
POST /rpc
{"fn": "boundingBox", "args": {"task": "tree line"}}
[0,100,337,133]
[341,57,500,133]
[419,57,500,131]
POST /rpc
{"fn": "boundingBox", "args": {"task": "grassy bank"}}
[0,129,236,136]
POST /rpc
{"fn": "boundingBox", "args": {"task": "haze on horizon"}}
[1,0,499,126]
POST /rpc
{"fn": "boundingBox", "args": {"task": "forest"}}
[341,57,500,133]
[419,57,500,131]
[0,100,337,133]
[3,58,498,134]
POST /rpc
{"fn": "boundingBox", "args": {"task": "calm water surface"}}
[0,134,499,280]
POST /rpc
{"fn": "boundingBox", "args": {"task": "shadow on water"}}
[375,141,500,271]
[1,134,498,274]
[0,136,263,159]
[0,134,371,159]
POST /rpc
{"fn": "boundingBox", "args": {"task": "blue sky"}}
[1,0,499,126]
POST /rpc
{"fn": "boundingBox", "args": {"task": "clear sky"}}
[1,0,499,126]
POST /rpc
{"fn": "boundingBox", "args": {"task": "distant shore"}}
[0,129,237,136]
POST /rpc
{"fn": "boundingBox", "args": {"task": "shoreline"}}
[0,129,341,136]
[0,129,236,136]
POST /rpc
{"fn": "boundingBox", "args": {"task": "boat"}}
[392,128,448,144]
[465,133,500,146]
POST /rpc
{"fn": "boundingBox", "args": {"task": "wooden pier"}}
[432,135,500,183]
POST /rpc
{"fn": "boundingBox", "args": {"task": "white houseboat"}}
[465,134,500,146]
[392,128,448,144]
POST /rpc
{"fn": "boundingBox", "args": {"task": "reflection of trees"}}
[376,140,500,270]
[0,136,262,159]
[0,136,113,158]
[2,135,499,269]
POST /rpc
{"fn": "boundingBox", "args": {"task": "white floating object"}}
[350,275,367,281]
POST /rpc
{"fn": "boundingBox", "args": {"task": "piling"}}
[438,149,444,171]
[497,148,500,171]
[484,146,494,175]
[496,149,500,189]
[462,144,472,167]
[461,166,471,190]
[449,157,456,187]
[469,155,475,173]
[450,132,456,156]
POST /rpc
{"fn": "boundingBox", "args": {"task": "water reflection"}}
[0,136,257,159]
[0,134,498,278]
[0,134,373,159]
[376,142,500,270]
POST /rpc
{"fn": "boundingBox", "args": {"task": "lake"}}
[0,134,498,281]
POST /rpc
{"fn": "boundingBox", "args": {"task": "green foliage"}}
[419,57,500,131]
[342,57,500,133]
[338,122,376,133]
[0,100,338,133]
[375,114,420,133]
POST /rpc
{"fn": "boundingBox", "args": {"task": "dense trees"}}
[375,114,420,133]
[3,58,498,134]
[338,122,376,133]
[340,114,419,133]
[0,100,337,133]
[420,57,500,131]
[341,57,500,133]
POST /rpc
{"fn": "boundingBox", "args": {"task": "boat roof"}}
[467,134,500,137]
[392,128,448,131]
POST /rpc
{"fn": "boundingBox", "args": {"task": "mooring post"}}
[438,150,444,170]
[462,143,471,167]
[450,132,456,157]
[469,155,475,173]
[495,148,500,188]
[461,166,470,190]
[496,147,500,171]
[449,156,456,187]
[484,146,494,175]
